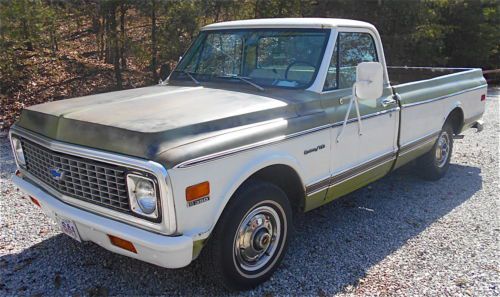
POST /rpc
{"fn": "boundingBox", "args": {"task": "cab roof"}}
[202,18,375,30]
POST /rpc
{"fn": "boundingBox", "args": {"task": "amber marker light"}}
[108,234,137,253]
[186,181,210,202]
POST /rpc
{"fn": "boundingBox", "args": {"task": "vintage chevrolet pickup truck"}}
[10,18,486,289]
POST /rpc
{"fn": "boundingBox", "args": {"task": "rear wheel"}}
[416,122,454,181]
[202,180,292,290]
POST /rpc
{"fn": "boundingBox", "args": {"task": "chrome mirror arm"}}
[336,83,363,143]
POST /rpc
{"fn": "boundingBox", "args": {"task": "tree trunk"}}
[108,3,122,89]
[214,2,221,22]
[150,0,158,82]
[120,3,127,70]
[254,0,260,18]
[104,5,113,64]
[49,28,58,54]
[99,13,105,60]
[278,0,285,17]
[21,21,33,51]
[91,7,100,33]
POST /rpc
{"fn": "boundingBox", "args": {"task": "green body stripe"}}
[304,160,393,211]
[393,140,435,170]
[192,239,206,259]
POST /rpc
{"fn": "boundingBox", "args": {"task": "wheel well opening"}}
[447,107,464,135]
[248,165,305,213]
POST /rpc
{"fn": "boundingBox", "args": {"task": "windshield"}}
[171,28,330,89]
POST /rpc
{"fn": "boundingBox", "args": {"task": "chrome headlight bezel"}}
[126,173,160,220]
[10,136,26,168]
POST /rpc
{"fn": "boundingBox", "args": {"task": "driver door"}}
[320,31,399,202]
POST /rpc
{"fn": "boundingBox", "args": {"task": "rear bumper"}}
[472,120,484,132]
[12,174,193,269]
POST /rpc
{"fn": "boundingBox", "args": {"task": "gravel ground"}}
[1,88,498,296]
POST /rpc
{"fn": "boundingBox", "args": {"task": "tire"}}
[201,180,293,290]
[416,122,454,181]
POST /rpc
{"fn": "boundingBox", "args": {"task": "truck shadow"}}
[0,163,482,296]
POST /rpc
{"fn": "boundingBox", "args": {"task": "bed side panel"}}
[393,69,487,151]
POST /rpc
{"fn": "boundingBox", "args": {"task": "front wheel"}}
[416,122,454,181]
[202,180,292,290]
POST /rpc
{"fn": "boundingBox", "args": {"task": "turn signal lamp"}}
[108,234,137,253]
[186,181,210,201]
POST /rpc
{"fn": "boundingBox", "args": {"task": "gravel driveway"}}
[1,88,498,296]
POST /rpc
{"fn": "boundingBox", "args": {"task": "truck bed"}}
[388,66,487,169]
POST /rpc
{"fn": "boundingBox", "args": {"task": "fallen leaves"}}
[1,18,152,131]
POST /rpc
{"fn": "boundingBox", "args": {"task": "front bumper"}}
[12,174,194,269]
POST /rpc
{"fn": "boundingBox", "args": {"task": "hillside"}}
[1,1,498,130]
[1,16,153,130]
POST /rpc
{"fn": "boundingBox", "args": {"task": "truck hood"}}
[16,85,314,166]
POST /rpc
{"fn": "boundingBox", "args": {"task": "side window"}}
[323,32,378,91]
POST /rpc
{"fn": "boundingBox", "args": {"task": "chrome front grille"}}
[20,138,131,213]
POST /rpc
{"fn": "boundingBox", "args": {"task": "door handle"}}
[381,97,396,107]
[339,95,351,104]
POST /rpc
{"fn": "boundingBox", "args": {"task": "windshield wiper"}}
[174,70,200,85]
[217,75,265,91]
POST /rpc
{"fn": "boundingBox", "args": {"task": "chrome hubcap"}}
[435,132,450,167]
[234,205,281,271]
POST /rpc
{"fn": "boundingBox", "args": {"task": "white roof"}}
[202,18,375,30]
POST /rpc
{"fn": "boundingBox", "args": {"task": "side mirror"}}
[355,62,383,100]
[159,64,171,81]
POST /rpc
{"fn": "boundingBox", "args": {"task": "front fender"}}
[212,151,305,227]
[167,149,306,242]
[166,123,331,242]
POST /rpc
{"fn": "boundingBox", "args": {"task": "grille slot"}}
[20,138,131,213]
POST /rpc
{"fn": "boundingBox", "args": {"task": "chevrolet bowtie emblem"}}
[49,168,65,181]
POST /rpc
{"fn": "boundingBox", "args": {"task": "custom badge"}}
[187,196,210,207]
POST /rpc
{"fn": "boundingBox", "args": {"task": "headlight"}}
[11,137,26,167]
[126,174,158,218]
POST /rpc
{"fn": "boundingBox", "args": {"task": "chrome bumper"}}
[12,174,194,269]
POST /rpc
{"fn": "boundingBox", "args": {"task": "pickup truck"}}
[10,18,487,290]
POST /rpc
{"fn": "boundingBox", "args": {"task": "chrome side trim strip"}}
[306,150,397,196]
[388,66,476,71]
[399,130,440,157]
[305,130,440,196]
[9,126,177,235]
[176,107,400,168]
[331,107,400,128]
[176,123,332,168]
[401,85,487,109]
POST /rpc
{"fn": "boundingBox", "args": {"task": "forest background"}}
[1,0,498,129]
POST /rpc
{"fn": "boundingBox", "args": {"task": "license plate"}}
[56,215,81,242]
